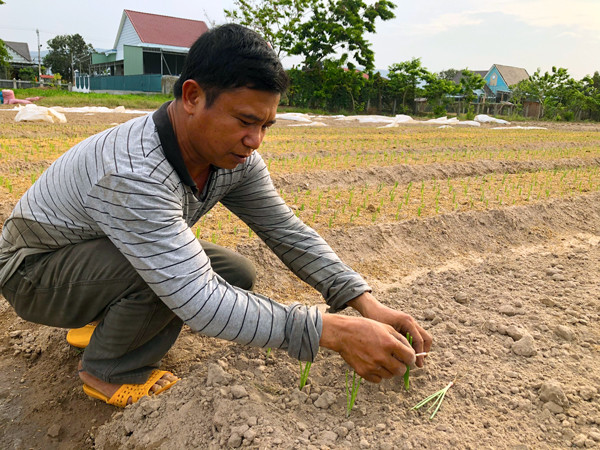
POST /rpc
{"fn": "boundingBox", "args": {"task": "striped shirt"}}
[0,102,370,361]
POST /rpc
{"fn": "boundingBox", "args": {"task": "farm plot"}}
[0,110,599,449]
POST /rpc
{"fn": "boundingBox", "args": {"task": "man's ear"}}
[181,80,206,114]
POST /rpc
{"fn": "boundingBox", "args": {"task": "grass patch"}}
[12,88,172,109]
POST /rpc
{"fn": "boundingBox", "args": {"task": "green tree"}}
[288,58,367,111]
[387,58,429,114]
[43,34,95,82]
[226,0,395,70]
[511,67,571,119]
[0,38,11,78]
[591,71,600,90]
[18,67,36,81]
[458,69,486,116]
[0,2,9,78]
[580,74,600,121]
[225,0,313,59]
[290,0,395,71]
[360,71,390,113]
[423,72,459,116]
[438,68,459,82]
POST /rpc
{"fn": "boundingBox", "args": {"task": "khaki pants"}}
[2,238,255,384]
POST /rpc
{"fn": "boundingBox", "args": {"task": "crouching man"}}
[0,24,431,407]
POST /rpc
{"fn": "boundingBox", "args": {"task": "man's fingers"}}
[363,373,382,383]
[387,327,416,367]
[389,327,409,346]
[405,322,432,367]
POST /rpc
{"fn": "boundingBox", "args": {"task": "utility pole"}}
[36,29,41,80]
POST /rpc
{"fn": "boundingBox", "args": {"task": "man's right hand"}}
[319,314,416,383]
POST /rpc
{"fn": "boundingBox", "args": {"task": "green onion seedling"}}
[345,370,362,418]
[404,332,413,390]
[299,361,312,390]
[412,379,455,420]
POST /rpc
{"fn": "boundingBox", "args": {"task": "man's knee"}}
[232,256,256,291]
[199,240,256,291]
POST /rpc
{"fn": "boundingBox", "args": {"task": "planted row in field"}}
[190,166,600,248]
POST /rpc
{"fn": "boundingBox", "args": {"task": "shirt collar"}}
[153,101,197,193]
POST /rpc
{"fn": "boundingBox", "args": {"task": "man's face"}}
[183,84,280,171]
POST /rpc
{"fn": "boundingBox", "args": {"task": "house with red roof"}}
[89,10,208,92]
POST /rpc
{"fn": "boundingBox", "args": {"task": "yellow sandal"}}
[66,323,97,348]
[82,369,179,407]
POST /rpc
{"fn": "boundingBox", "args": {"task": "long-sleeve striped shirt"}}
[0,102,371,361]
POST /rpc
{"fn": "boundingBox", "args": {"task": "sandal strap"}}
[107,369,172,407]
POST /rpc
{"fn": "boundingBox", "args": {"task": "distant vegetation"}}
[226,0,600,121]
[11,88,172,109]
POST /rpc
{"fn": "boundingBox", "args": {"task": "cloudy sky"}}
[1,0,598,79]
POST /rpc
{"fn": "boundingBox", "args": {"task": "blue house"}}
[484,64,529,102]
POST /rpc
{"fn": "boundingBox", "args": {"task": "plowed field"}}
[1,108,599,449]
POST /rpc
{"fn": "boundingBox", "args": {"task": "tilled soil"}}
[0,112,599,449]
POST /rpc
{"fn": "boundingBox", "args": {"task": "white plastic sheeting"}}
[14,104,67,124]
[8,104,153,124]
[11,105,151,115]
[474,114,510,124]
[290,122,327,127]
[275,112,513,127]
[275,112,313,123]
[491,126,547,130]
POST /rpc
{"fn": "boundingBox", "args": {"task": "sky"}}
[1,0,598,80]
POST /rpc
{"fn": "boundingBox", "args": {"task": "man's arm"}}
[223,154,432,380]
[85,172,322,362]
[221,153,371,311]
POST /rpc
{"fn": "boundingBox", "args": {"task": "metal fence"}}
[89,74,162,93]
[0,79,69,90]
[1,74,162,93]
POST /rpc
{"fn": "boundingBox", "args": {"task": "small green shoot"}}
[299,361,312,390]
[412,379,455,420]
[345,370,362,418]
[404,332,413,390]
[265,347,272,359]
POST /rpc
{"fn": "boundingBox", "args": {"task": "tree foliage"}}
[387,58,429,113]
[43,34,95,81]
[290,0,395,70]
[0,38,11,76]
[511,67,600,121]
[458,69,486,104]
[288,62,368,111]
[225,0,312,59]
[225,0,395,70]
[438,68,459,81]
[423,73,460,116]
[18,67,37,81]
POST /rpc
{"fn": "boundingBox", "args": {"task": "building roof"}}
[119,10,208,49]
[492,64,529,87]
[4,41,32,62]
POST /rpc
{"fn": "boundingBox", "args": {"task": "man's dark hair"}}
[173,24,289,106]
